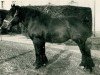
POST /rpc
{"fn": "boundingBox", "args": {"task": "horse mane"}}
[18,6,51,26]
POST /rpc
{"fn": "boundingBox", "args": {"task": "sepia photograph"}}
[0,0,100,75]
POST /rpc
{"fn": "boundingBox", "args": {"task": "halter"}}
[3,19,10,23]
[0,10,18,29]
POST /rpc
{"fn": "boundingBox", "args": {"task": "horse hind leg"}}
[73,38,95,72]
[33,37,48,69]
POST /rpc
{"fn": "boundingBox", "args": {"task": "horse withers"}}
[1,5,95,72]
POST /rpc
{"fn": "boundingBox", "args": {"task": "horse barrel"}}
[27,5,92,36]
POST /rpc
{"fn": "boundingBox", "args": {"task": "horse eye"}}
[9,12,15,17]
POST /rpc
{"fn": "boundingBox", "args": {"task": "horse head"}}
[0,4,20,34]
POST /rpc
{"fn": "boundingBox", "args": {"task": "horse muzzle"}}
[0,20,11,34]
[1,20,11,30]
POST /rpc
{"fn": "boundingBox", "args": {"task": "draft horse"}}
[1,5,95,72]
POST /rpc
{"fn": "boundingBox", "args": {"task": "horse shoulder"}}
[27,18,47,38]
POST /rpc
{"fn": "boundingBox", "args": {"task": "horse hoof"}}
[35,63,48,69]
[85,66,93,73]
[35,65,42,69]
[44,60,48,65]
[80,65,93,73]
[79,58,95,72]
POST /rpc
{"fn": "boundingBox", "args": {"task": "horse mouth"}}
[0,27,9,34]
[0,25,6,34]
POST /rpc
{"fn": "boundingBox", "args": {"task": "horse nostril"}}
[2,23,8,29]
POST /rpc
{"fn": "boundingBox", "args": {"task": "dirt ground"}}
[0,40,100,75]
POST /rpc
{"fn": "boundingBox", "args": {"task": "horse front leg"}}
[33,37,48,69]
[74,39,95,72]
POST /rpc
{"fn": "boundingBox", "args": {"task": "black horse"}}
[1,5,95,72]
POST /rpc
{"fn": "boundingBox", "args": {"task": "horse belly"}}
[46,27,70,43]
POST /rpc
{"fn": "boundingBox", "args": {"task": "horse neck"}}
[19,8,33,29]
[19,7,27,20]
[20,7,51,29]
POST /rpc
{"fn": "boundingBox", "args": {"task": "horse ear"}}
[11,4,15,7]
